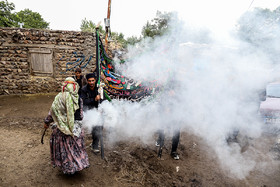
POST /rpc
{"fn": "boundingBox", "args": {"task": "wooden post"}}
[105,0,111,53]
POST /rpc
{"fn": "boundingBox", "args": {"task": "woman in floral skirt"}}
[44,77,90,174]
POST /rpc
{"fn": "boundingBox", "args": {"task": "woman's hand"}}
[44,123,49,129]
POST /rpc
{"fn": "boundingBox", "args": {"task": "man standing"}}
[80,73,104,153]
[156,85,181,160]
[156,129,180,160]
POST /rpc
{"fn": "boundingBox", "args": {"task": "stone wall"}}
[0,27,97,95]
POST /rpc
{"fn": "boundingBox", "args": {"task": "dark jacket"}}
[80,84,104,111]
[73,75,87,95]
[74,98,83,121]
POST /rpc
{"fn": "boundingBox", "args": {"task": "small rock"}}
[193,142,197,148]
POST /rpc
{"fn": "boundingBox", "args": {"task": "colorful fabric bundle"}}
[96,35,161,101]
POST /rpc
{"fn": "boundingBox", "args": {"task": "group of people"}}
[43,68,181,175]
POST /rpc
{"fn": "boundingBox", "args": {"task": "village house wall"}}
[0,27,97,95]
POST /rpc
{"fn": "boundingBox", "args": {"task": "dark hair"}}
[86,72,97,80]
[75,68,81,73]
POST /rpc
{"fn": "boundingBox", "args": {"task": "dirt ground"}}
[0,94,280,187]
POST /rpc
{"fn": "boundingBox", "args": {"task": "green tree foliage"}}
[0,0,17,27]
[0,0,49,29]
[80,18,105,34]
[141,11,175,38]
[237,6,280,62]
[16,9,49,29]
[80,18,127,47]
[80,11,178,47]
[237,7,280,45]
[123,11,176,46]
[126,35,141,46]
[111,32,127,47]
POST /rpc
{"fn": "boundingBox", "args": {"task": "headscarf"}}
[50,77,80,136]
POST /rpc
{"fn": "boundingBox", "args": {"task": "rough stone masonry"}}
[0,27,98,95]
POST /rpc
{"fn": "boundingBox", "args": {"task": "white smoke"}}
[83,9,280,179]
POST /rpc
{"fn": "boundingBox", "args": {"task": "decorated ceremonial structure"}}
[95,28,160,102]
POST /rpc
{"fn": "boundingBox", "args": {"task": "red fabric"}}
[63,81,76,92]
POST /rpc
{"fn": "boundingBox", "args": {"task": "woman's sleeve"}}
[80,98,84,120]
[82,76,87,87]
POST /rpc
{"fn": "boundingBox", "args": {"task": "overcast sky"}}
[9,0,280,38]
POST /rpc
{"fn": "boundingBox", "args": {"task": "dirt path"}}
[0,94,279,186]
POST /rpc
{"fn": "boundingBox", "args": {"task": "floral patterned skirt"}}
[50,126,90,174]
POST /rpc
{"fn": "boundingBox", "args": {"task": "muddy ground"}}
[0,94,280,187]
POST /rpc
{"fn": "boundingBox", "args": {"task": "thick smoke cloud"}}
[83,9,280,179]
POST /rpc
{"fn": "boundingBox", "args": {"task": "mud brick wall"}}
[0,28,98,95]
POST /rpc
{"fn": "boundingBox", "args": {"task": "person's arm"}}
[95,90,107,103]
[80,98,84,120]
[44,111,53,129]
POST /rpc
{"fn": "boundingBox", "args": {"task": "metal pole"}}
[95,27,100,83]
[95,28,105,159]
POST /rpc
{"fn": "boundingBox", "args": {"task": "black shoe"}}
[171,152,179,160]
